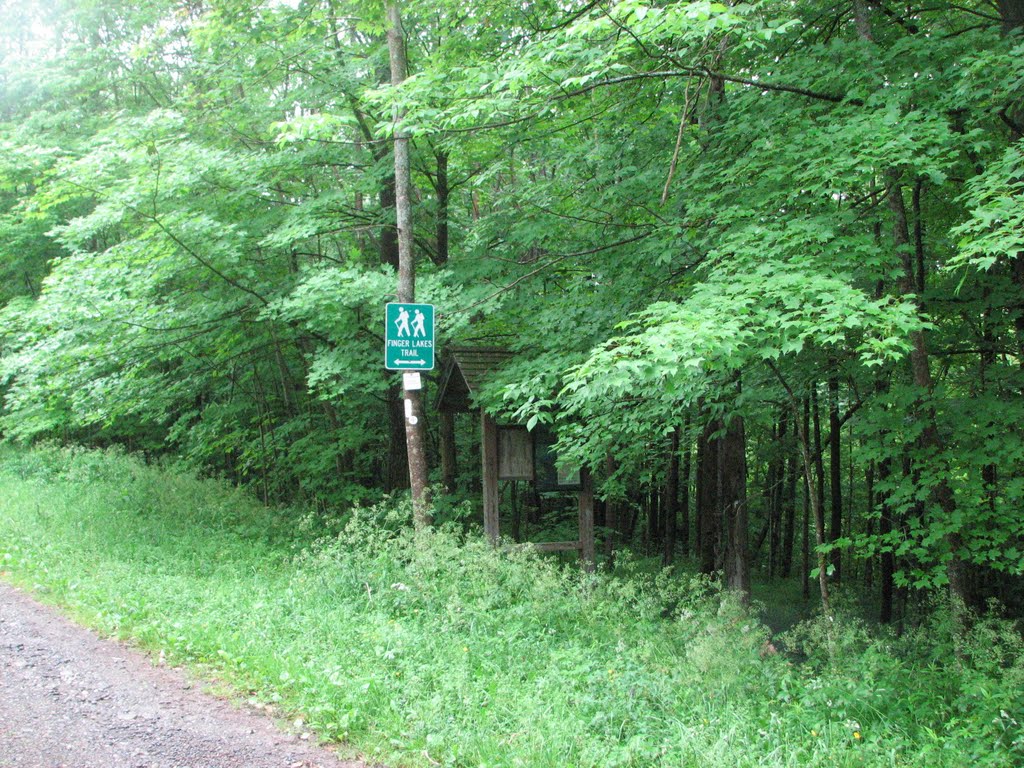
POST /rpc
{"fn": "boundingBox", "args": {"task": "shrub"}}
[1,445,1022,767]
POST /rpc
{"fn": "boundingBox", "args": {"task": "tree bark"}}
[887,171,966,608]
[997,0,1024,34]
[663,427,680,565]
[865,462,875,591]
[781,419,798,578]
[805,390,831,613]
[769,411,787,578]
[697,421,720,575]
[384,381,408,491]
[434,150,449,265]
[801,399,811,601]
[388,0,431,527]
[769,370,831,613]
[981,299,998,513]
[646,487,660,555]
[695,409,749,603]
[722,416,750,603]
[680,428,692,557]
[878,457,895,623]
[828,368,843,583]
[811,387,829,590]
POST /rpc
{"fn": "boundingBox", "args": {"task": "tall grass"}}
[0,445,1021,767]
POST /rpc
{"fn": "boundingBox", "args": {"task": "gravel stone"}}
[0,581,372,768]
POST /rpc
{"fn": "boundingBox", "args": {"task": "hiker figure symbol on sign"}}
[385,303,435,370]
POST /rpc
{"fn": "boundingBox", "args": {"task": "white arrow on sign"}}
[393,359,427,366]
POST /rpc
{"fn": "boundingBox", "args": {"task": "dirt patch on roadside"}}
[0,580,372,768]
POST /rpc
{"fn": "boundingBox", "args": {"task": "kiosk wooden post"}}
[437,347,596,569]
[439,409,457,492]
[481,411,500,544]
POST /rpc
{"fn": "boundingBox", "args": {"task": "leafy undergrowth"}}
[0,445,1021,767]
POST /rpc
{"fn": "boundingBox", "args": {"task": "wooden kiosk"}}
[435,347,595,570]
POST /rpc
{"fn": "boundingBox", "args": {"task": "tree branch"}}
[451,231,653,314]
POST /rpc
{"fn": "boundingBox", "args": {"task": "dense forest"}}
[2,0,1024,625]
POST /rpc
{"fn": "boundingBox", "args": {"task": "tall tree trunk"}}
[878,457,895,623]
[434,150,449,265]
[680,426,692,557]
[805,389,831,613]
[385,381,408,491]
[981,299,998,513]
[828,367,843,583]
[722,415,751,603]
[811,387,829,587]
[697,422,720,575]
[768,377,830,613]
[997,0,1024,34]
[379,174,399,270]
[663,427,680,565]
[768,411,787,578]
[781,443,797,578]
[764,422,779,578]
[887,171,967,609]
[388,0,431,527]
[646,487,660,555]
[801,399,812,601]
[865,462,875,591]
[913,179,927,294]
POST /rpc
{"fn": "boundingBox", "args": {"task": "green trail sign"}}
[385,302,435,370]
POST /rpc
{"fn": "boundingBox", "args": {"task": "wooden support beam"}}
[439,409,457,492]
[579,467,595,571]
[481,411,500,544]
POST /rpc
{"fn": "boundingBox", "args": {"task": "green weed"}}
[0,445,1020,767]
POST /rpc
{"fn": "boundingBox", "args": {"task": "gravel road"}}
[0,580,370,768]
